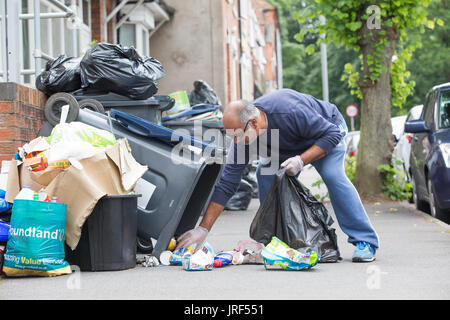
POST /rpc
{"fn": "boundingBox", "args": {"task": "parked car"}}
[391,114,408,145]
[405,83,450,222]
[343,114,405,160]
[393,104,424,182]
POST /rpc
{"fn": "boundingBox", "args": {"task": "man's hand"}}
[281,155,304,176]
[175,226,209,252]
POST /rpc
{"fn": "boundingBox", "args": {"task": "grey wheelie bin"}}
[75,108,224,259]
[71,89,175,125]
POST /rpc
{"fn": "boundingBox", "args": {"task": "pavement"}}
[1,167,450,300]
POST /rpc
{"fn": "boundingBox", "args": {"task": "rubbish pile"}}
[140,239,265,271]
[0,106,147,277]
[0,41,340,278]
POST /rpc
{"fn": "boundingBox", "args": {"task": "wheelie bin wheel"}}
[79,99,105,114]
[44,92,80,126]
[137,236,154,254]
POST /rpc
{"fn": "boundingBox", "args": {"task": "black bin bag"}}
[35,54,82,96]
[188,80,222,106]
[249,169,341,262]
[80,42,165,100]
[224,179,253,211]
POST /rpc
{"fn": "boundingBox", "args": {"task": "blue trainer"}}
[352,241,376,262]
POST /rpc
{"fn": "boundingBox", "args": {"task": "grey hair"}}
[239,100,260,124]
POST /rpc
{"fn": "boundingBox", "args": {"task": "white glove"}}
[281,155,304,176]
[175,226,209,252]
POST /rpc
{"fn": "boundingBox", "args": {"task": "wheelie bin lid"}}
[109,109,217,152]
[161,104,219,122]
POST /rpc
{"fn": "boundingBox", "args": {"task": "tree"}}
[269,0,362,129]
[403,0,450,110]
[293,0,438,196]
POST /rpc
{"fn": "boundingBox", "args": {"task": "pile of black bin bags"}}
[36,42,165,100]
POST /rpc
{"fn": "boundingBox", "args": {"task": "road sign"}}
[346,105,358,131]
[346,104,358,118]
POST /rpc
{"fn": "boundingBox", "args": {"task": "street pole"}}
[319,16,329,102]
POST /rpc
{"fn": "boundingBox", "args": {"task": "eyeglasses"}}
[243,120,251,133]
[227,120,252,141]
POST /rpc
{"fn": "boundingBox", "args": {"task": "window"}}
[439,89,450,129]
[118,23,150,57]
[119,24,136,48]
[18,0,91,86]
[423,90,435,129]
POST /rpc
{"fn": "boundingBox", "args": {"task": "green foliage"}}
[312,178,329,202]
[377,158,413,201]
[269,0,362,129]
[293,0,436,110]
[345,156,357,184]
[403,0,450,111]
[312,156,356,201]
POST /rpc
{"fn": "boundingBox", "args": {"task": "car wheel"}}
[412,173,427,212]
[136,236,154,254]
[427,177,446,221]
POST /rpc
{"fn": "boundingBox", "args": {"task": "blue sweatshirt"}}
[211,89,346,206]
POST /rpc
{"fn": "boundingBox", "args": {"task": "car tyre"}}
[412,173,427,212]
[136,236,154,254]
[427,177,447,221]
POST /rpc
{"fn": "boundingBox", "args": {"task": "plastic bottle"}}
[33,193,39,201]
[15,186,35,200]
[167,238,176,251]
[213,251,234,268]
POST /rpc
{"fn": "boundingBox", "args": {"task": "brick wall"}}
[0,83,47,168]
[90,0,114,43]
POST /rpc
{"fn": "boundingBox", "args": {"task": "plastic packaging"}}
[80,43,165,100]
[142,255,160,268]
[35,54,82,96]
[182,242,214,271]
[213,251,234,268]
[47,121,116,148]
[159,246,194,266]
[167,91,191,116]
[261,237,319,270]
[250,169,341,262]
[0,189,12,213]
[231,250,263,265]
[14,186,35,201]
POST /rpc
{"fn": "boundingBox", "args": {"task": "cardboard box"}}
[6,138,148,250]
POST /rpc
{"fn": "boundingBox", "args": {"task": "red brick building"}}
[0,0,281,163]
